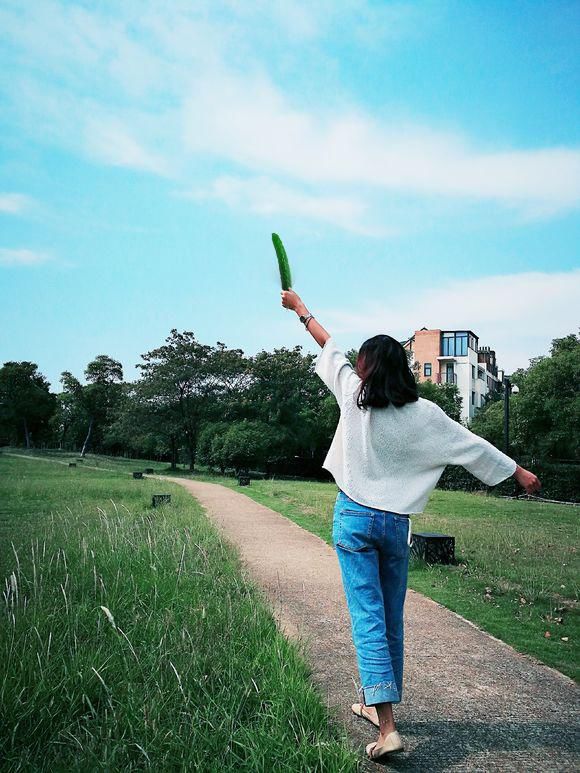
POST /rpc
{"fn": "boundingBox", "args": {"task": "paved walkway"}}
[164,477,579,771]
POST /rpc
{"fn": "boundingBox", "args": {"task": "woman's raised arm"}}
[281,289,330,348]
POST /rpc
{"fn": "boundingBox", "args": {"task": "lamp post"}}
[502,377,519,455]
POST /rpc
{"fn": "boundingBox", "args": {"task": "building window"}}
[478,368,485,381]
[471,365,475,379]
[441,332,454,356]
[441,331,471,357]
[471,391,475,405]
[424,362,432,377]
[481,394,486,407]
[456,333,468,356]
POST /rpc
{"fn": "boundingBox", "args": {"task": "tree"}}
[197,421,231,473]
[416,380,463,422]
[203,342,252,422]
[138,330,215,470]
[468,398,505,450]
[551,333,579,356]
[218,419,290,472]
[48,390,77,449]
[471,331,580,461]
[0,362,55,447]
[104,383,181,464]
[515,331,579,460]
[59,355,124,456]
[247,345,327,461]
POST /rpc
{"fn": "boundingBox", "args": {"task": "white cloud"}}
[0,193,32,214]
[2,1,580,227]
[183,68,580,212]
[179,1,426,46]
[85,117,171,176]
[320,268,580,372]
[189,175,386,235]
[0,248,51,266]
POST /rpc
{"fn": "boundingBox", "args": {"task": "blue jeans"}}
[333,490,412,706]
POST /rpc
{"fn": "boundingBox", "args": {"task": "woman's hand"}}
[513,464,542,495]
[281,289,331,348]
[281,290,307,315]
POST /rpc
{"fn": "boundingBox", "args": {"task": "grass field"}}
[187,472,579,682]
[0,455,358,771]
[4,451,578,682]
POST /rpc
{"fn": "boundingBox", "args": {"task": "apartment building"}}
[402,328,502,423]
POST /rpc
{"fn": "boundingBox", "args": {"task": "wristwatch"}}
[300,313,314,327]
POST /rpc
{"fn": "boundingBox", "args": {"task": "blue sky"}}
[1,0,579,389]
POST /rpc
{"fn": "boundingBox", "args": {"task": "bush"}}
[437,459,579,503]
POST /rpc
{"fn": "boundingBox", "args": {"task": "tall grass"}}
[0,457,358,771]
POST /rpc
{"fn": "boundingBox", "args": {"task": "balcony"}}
[436,372,458,385]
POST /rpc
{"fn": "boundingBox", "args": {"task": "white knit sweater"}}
[314,336,517,514]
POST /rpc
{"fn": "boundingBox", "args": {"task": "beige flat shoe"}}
[366,730,404,759]
[351,702,380,728]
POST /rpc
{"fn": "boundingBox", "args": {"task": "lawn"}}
[187,472,579,682]
[0,455,358,771]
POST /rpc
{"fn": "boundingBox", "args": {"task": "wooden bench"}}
[132,471,144,480]
[152,494,171,507]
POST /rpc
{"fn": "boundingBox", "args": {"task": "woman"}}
[281,288,541,761]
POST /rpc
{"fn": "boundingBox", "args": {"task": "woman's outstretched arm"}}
[281,289,361,405]
[281,290,330,348]
[435,403,541,494]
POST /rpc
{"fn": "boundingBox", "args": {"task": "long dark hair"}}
[355,334,418,410]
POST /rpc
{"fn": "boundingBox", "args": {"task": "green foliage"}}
[514,332,579,460]
[199,419,291,472]
[472,330,579,462]
[103,383,174,461]
[4,325,577,500]
[58,355,124,455]
[550,333,579,356]
[492,460,579,502]
[137,330,215,469]
[272,233,292,290]
[197,421,231,471]
[247,345,324,454]
[467,398,504,450]
[220,419,289,471]
[0,361,55,447]
[134,332,253,470]
[85,354,123,384]
[417,379,463,422]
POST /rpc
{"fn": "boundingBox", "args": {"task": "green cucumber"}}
[272,233,292,290]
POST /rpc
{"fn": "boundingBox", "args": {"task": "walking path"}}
[166,477,579,772]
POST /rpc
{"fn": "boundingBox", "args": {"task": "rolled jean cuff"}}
[360,680,401,706]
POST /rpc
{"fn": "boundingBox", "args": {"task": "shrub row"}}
[437,460,579,503]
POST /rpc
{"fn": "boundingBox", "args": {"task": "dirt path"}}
[3,451,117,473]
[163,476,579,771]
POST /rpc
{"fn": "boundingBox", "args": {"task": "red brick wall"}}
[413,329,441,382]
